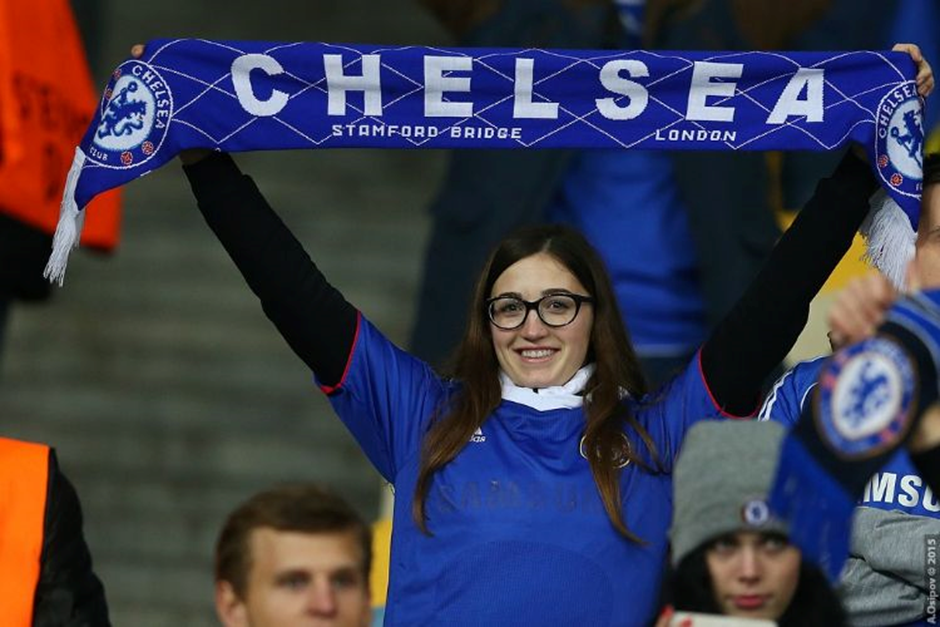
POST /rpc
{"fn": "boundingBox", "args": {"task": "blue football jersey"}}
[760,357,940,518]
[325,316,727,626]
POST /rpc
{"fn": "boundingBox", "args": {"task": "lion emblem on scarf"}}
[890,109,924,169]
[97,82,149,140]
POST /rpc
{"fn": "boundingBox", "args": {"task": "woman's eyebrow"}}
[490,288,580,299]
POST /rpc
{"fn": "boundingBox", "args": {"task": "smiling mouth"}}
[518,349,557,359]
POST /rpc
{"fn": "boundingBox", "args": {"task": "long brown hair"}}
[412,225,659,541]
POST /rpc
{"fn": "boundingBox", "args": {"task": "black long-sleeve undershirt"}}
[701,152,877,414]
[185,154,357,386]
[184,150,877,412]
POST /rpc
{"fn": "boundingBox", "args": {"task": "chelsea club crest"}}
[740,498,771,528]
[89,60,172,169]
[816,337,916,459]
[875,82,924,199]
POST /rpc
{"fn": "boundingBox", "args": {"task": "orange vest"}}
[0,438,49,627]
[0,0,120,250]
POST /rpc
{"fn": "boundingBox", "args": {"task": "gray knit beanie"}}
[671,420,787,566]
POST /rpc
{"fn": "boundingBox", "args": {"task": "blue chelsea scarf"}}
[45,40,927,282]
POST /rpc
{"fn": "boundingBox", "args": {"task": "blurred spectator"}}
[661,420,846,626]
[760,153,939,627]
[214,484,372,627]
[0,437,110,626]
[0,0,120,368]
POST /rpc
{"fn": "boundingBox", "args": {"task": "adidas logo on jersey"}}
[470,427,486,443]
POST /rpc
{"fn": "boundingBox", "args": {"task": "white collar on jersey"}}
[499,364,596,411]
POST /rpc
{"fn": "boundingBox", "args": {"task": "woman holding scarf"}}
[137,42,932,627]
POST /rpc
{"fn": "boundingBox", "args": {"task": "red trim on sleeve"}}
[319,311,362,395]
[697,349,758,420]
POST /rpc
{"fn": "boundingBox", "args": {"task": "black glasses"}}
[486,293,594,330]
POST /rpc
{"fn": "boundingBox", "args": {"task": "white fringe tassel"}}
[43,147,87,286]
[859,189,917,290]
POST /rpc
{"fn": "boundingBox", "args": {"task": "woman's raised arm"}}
[184,153,357,387]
